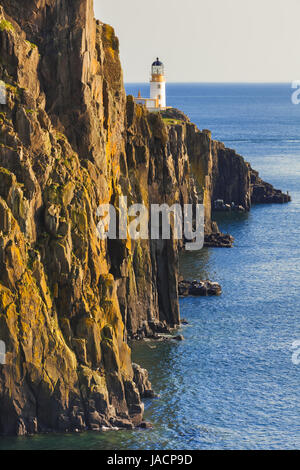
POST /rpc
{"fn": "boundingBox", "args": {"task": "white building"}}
[134,58,167,111]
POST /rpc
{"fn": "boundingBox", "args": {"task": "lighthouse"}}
[133,57,167,111]
[150,58,166,108]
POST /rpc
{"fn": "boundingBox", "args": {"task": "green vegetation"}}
[0,166,12,176]
[55,131,68,143]
[0,19,14,33]
[162,117,183,126]
[0,143,14,151]
[101,324,115,343]
[5,82,21,100]
[0,112,7,124]
[25,108,36,116]
[26,40,38,50]
[5,83,17,93]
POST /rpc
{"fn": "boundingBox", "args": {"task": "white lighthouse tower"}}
[150,58,166,109]
[133,57,167,111]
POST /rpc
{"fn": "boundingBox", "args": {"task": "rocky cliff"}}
[161,108,291,212]
[0,1,290,435]
[0,0,198,434]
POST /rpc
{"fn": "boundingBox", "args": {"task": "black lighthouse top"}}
[152,57,163,66]
[152,58,164,75]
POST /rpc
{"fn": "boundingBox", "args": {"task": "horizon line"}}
[125,81,294,85]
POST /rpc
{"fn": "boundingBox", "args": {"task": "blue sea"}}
[1,84,299,450]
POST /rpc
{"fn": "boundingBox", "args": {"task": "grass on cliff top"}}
[162,117,184,126]
[0,19,15,33]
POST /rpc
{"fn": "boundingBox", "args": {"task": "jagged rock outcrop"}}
[132,363,155,398]
[0,1,290,436]
[250,169,291,204]
[161,107,291,213]
[210,142,290,207]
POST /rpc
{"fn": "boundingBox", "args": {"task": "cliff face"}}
[0,1,290,436]
[0,0,148,434]
[0,0,199,434]
[162,108,290,217]
[122,101,200,337]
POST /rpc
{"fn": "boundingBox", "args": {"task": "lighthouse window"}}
[158,84,161,89]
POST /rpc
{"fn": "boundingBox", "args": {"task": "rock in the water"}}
[213,199,246,212]
[179,279,222,297]
[173,335,184,341]
[139,421,153,429]
[204,232,234,248]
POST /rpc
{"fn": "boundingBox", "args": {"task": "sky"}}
[94,0,299,83]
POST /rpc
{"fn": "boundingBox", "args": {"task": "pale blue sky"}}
[94,0,299,83]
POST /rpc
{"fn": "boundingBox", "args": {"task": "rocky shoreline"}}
[204,232,234,248]
[0,0,291,435]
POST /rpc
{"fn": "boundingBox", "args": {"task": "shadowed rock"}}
[179,279,222,297]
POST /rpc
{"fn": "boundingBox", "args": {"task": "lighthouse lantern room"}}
[134,57,167,111]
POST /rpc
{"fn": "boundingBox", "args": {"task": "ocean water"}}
[1,84,300,450]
